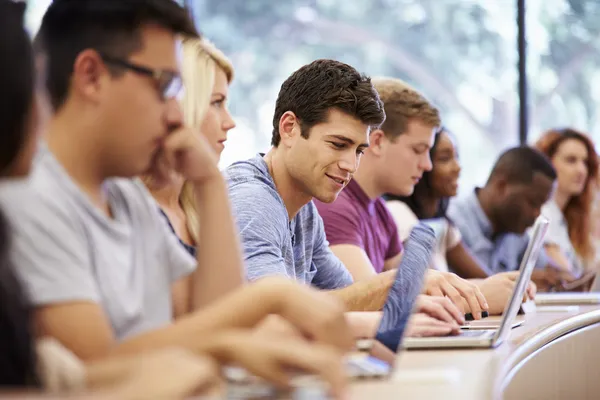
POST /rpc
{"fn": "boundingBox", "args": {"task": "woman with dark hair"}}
[385,128,491,279]
[535,128,599,276]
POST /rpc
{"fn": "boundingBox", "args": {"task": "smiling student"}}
[225,64,487,322]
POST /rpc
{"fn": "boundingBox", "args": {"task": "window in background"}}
[526,0,600,144]
[191,0,519,193]
[25,0,52,35]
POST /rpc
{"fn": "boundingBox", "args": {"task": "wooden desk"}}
[349,305,600,399]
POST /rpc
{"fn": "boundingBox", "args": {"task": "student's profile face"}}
[198,67,235,159]
[379,119,435,196]
[93,25,183,177]
[551,138,589,197]
[499,174,554,233]
[429,131,461,198]
[284,109,370,203]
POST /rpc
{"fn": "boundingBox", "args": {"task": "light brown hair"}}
[372,77,441,140]
[535,128,599,263]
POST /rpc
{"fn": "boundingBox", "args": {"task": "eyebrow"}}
[327,134,369,149]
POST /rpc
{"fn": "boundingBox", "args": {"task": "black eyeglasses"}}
[99,53,182,100]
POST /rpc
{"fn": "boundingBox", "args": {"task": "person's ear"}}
[495,176,510,197]
[71,49,109,104]
[368,129,387,157]
[278,111,301,148]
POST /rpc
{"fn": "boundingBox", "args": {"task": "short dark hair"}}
[35,0,199,110]
[488,146,557,185]
[271,59,385,147]
[0,0,39,387]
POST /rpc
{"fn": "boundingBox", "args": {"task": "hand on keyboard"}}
[405,313,460,338]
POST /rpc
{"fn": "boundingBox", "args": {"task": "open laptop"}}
[348,223,433,378]
[225,223,435,399]
[535,269,600,305]
[403,216,549,350]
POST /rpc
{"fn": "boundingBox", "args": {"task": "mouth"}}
[411,176,421,184]
[325,174,349,188]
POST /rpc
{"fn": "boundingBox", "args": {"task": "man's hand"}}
[415,295,464,326]
[114,348,220,399]
[423,270,489,318]
[149,126,220,187]
[210,332,347,399]
[257,278,354,352]
[405,313,460,338]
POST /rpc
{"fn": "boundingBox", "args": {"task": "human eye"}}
[328,141,345,149]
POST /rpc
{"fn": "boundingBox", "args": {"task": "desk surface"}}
[349,304,600,399]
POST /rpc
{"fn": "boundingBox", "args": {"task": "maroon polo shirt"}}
[314,179,403,273]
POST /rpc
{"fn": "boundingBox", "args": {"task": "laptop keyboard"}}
[457,330,490,337]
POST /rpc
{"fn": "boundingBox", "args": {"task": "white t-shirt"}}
[0,147,196,341]
[540,200,585,275]
[386,200,461,272]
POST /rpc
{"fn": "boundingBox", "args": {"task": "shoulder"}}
[0,163,76,226]
[106,178,157,211]
[314,192,360,220]
[385,200,416,223]
[385,200,418,241]
[541,200,563,221]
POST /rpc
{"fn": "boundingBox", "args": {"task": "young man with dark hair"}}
[316,78,536,316]
[449,146,577,290]
[0,1,353,392]
[226,62,484,325]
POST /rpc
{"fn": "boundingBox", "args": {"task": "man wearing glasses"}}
[0,0,355,390]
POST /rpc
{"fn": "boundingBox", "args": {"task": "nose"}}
[421,153,433,172]
[222,109,236,131]
[165,97,184,130]
[338,151,359,174]
[452,158,462,175]
[577,161,588,177]
[531,207,542,222]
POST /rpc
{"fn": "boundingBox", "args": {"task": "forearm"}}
[108,283,278,357]
[328,270,395,311]
[191,176,244,308]
[446,244,490,279]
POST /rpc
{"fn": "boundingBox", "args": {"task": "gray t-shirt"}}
[0,148,196,341]
[224,154,353,290]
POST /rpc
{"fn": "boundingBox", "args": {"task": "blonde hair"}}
[372,77,441,140]
[179,37,234,244]
[145,38,233,244]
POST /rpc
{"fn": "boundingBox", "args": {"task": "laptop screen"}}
[374,223,434,352]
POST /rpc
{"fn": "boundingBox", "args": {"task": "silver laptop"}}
[535,270,600,305]
[226,224,436,398]
[403,216,549,349]
[348,224,433,378]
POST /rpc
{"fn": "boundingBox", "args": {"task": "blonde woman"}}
[147,37,235,258]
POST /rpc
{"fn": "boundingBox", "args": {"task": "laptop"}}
[535,270,600,305]
[225,223,435,398]
[402,216,549,350]
[348,223,434,378]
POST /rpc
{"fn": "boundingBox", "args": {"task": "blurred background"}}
[26,0,600,194]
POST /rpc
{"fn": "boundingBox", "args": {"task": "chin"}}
[315,190,340,204]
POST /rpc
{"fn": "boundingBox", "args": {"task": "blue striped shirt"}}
[448,189,548,274]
